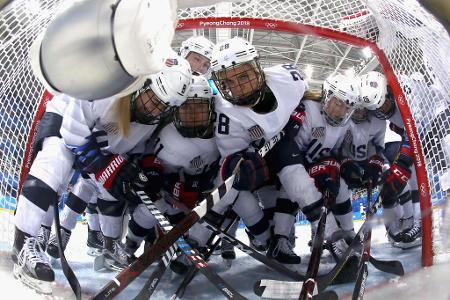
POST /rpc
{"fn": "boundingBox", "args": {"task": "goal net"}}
[0,0,449,267]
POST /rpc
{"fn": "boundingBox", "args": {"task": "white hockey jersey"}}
[60,96,157,155]
[154,124,219,176]
[340,116,386,161]
[295,100,351,164]
[214,64,307,157]
[45,93,71,116]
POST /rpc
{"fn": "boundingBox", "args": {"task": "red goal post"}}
[176,15,434,266]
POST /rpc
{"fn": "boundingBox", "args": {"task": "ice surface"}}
[0,216,438,300]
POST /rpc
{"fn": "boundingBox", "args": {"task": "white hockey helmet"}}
[359,71,396,119]
[359,71,388,110]
[322,73,360,126]
[32,0,176,100]
[211,37,258,72]
[210,37,265,106]
[131,57,193,125]
[173,75,214,138]
[180,36,215,61]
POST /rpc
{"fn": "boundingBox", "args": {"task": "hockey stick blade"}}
[254,280,338,300]
[368,256,404,276]
[202,221,306,281]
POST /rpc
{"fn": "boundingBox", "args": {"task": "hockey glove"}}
[221,150,269,191]
[140,155,164,199]
[380,162,411,201]
[284,103,306,139]
[71,130,109,173]
[362,155,384,185]
[94,155,148,203]
[166,181,200,210]
[340,158,363,189]
[308,157,340,199]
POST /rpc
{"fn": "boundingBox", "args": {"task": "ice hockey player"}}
[359,71,420,248]
[281,73,361,273]
[209,36,310,264]
[179,36,215,77]
[338,82,387,200]
[11,94,75,294]
[142,75,221,273]
[13,55,191,293]
[60,57,192,272]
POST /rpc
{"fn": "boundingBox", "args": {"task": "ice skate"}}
[267,234,301,264]
[386,220,404,248]
[46,227,71,259]
[221,239,236,268]
[94,237,136,272]
[36,225,51,252]
[245,229,269,252]
[86,225,104,256]
[12,229,54,295]
[397,221,422,249]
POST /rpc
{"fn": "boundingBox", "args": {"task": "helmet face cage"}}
[212,60,265,107]
[131,81,173,125]
[373,90,396,120]
[173,97,214,138]
[321,92,356,127]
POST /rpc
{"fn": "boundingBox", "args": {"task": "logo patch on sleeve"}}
[247,125,265,141]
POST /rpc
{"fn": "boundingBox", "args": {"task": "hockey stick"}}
[53,195,82,300]
[131,228,177,300]
[254,280,338,300]
[92,132,284,300]
[171,211,239,300]
[135,190,246,300]
[299,191,333,300]
[352,181,372,300]
[165,191,308,282]
[135,207,235,300]
[202,218,307,281]
[315,191,402,291]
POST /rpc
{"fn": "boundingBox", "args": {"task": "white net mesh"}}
[0,0,448,265]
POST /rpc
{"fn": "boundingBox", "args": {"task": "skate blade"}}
[93,254,106,271]
[87,247,102,257]
[397,238,422,250]
[223,258,233,269]
[13,264,52,295]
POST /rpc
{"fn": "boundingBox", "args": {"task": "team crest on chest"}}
[312,127,325,139]
[190,156,204,170]
[247,125,265,141]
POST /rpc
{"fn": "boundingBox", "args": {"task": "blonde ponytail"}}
[114,95,132,137]
[302,90,323,102]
